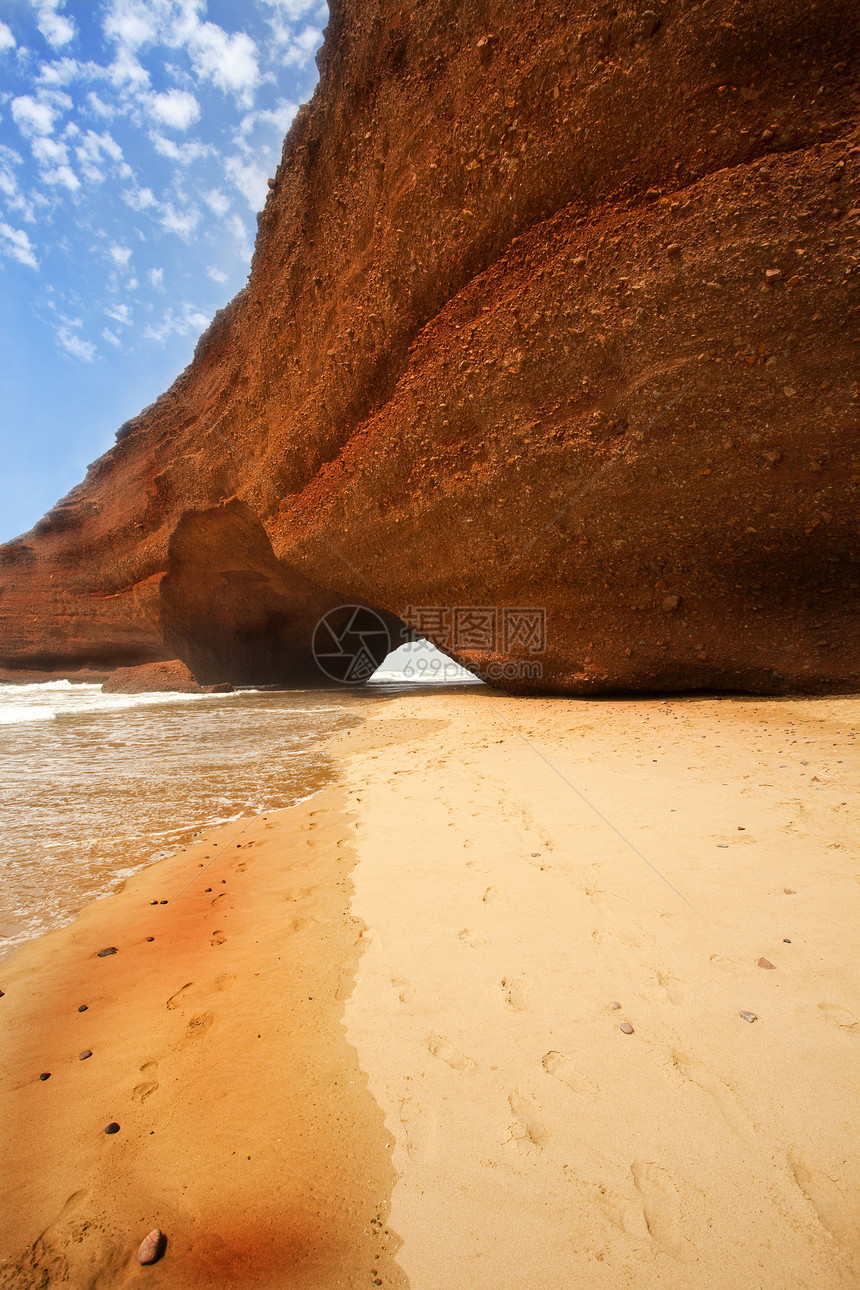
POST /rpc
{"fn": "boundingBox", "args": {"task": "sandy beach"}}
[1,687,858,1289]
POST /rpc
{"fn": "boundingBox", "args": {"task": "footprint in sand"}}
[166,982,194,1010]
[656,970,685,1006]
[186,1013,213,1038]
[458,929,486,949]
[789,1151,859,1244]
[507,1091,549,1149]
[501,978,529,1011]
[542,1051,598,1097]
[399,1098,436,1161]
[672,1051,758,1148]
[817,1003,858,1031]
[630,1161,684,1257]
[132,1061,158,1104]
[426,1034,476,1074]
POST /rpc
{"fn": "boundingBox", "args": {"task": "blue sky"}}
[0,0,327,543]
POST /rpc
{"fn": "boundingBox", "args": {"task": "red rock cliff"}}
[1,0,858,692]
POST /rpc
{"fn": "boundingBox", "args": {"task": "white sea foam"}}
[0,679,243,727]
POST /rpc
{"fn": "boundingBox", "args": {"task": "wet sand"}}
[1,689,858,1289]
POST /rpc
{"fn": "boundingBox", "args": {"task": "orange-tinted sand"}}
[1,689,858,1289]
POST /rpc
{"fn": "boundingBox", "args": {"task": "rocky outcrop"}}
[0,0,857,693]
[101,660,234,694]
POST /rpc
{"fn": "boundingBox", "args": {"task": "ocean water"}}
[0,681,374,961]
[0,665,482,962]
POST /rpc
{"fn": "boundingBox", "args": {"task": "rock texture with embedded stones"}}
[0,0,857,693]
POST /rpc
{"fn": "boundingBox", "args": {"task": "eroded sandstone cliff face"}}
[1,0,858,692]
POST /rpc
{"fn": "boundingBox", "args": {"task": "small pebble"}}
[137,1229,165,1266]
[608,1001,621,1010]
[159,900,168,905]
[531,852,540,857]
[784,888,796,894]
[104,1122,120,1134]
[620,1022,634,1034]
[79,1049,92,1061]
[205,888,212,893]
[739,1010,758,1023]
[149,900,158,906]
[146,936,155,942]
[757,957,776,969]
[97,947,117,958]
[716,843,728,848]
[78,1004,88,1013]
[0,989,4,998]
[39,1072,51,1081]
[783,938,791,943]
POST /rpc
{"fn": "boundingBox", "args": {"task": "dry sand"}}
[1,688,858,1289]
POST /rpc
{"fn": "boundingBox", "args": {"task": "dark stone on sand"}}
[97,947,117,957]
[757,957,776,969]
[79,1049,92,1060]
[146,936,155,942]
[620,1022,634,1034]
[104,1122,120,1134]
[78,1004,88,1012]
[137,1229,166,1265]
[205,888,212,892]
[39,1072,51,1080]
[608,1001,621,1010]
[150,900,158,905]
[784,938,791,943]
[160,901,168,905]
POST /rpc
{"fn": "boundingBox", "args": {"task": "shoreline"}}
[1,688,858,1288]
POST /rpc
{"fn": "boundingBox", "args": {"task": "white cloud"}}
[260,0,327,20]
[41,162,79,190]
[0,221,39,268]
[237,99,297,139]
[281,24,322,67]
[108,243,131,267]
[103,0,158,51]
[105,301,132,324]
[123,184,155,210]
[143,300,211,343]
[0,21,17,52]
[203,187,229,216]
[148,88,199,130]
[57,328,97,360]
[74,128,124,182]
[150,132,211,164]
[102,326,122,347]
[31,135,69,166]
[148,266,164,288]
[85,92,115,119]
[224,154,268,212]
[159,201,200,238]
[182,18,260,104]
[206,265,227,282]
[11,95,60,137]
[36,56,85,85]
[31,0,77,49]
[227,211,252,259]
[106,48,150,90]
